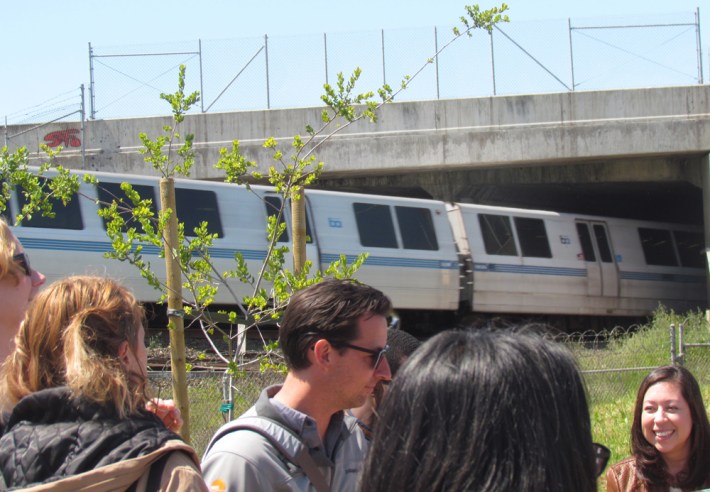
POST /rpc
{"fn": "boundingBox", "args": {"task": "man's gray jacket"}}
[202,386,369,492]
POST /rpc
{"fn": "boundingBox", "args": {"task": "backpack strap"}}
[125,450,174,492]
[205,416,331,492]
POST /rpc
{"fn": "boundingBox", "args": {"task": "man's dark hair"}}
[279,279,392,370]
[385,329,421,376]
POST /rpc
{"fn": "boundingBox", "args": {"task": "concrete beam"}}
[4,85,710,180]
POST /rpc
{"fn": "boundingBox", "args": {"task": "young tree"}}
[0,3,509,441]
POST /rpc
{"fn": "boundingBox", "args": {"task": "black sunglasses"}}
[12,253,32,277]
[593,442,611,478]
[330,341,390,370]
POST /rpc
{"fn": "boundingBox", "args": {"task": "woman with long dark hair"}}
[360,328,602,492]
[606,365,710,491]
[0,276,206,491]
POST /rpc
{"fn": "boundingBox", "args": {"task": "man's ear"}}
[311,338,331,368]
[117,340,131,369]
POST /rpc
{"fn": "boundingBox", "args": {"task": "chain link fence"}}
[149,314,709,457]
[82,10,703,120]
[148,369,283,456]
[2,86,87,165]
[553,321,709,405]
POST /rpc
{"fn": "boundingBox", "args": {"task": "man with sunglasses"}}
[0,217,46,363]
[203,279,392,492]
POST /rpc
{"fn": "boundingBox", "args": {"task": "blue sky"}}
[1,1,706,120]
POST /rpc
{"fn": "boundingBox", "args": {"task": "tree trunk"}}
[159,178,191,443]
[292,188,307,273]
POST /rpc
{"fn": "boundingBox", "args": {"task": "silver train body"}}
[6,170,707,330]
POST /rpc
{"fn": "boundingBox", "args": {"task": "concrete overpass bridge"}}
[5,84,710,227]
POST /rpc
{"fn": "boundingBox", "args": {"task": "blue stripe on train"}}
[321,253,458,269]
[619,271,703,283]
[18,238,704,282]
[474,262,703,283]
[474,263,586,277]
[18,238,268,261]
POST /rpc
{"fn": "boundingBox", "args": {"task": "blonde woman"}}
[0,276,207,491]
[0,216,45,362]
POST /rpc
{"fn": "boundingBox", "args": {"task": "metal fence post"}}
[381,29,386,86]
[670,323,677,365]
[434,27,440,100]
[696,8,704,84]
[88,43,96,120]
[324,33,329,86]
[489,30,496,96]
[80,84,86,168]
[568,18,576,91]
[265,34,271,109]
[222,371,233,422]
[199,39,205,113]
[678,322,685,366]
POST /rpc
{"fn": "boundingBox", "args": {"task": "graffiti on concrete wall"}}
[44,129,81,148]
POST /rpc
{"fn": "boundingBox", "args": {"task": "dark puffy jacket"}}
[0,386,180,490]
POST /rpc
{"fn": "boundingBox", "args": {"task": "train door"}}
[263,194,319,268]
[575,221,619,297]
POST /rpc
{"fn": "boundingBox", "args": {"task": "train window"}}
[15,179,83,230]
[354,203,398,248]
[265,196,288,243]
[575,223,596,261]
[514,217,551,258]
[395,206,438,250]
[638,228,678,266]
[98,182,157,233]
[175,188,223,238]
[593,225,613,263]
[673,230,705,268]
[479,214,517,256]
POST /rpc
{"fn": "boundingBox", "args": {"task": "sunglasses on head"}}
[12,253,32,277]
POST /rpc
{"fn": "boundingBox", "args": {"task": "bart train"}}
[5,170,707,334]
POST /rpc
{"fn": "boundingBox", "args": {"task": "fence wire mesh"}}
[148,369,284,456]
[80,11,702,120]
[149,316,709,458]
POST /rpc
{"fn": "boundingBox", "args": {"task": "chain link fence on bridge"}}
[2,86,87,165]
[152,317,709,457]
[81,11,703,120]
[4,10,704,150]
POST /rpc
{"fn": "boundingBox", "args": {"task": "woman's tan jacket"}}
[16,440,208,492]
[606,457,710,492]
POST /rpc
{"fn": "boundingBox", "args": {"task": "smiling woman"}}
[606,365,710,491]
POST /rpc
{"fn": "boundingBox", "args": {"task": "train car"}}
[5,172,278,304]
[305,190,460,312]
[4,169,707,333]
[448,203,706,319]
[4,170,460,317]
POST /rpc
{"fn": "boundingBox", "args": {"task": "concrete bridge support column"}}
[702,154,710,322]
